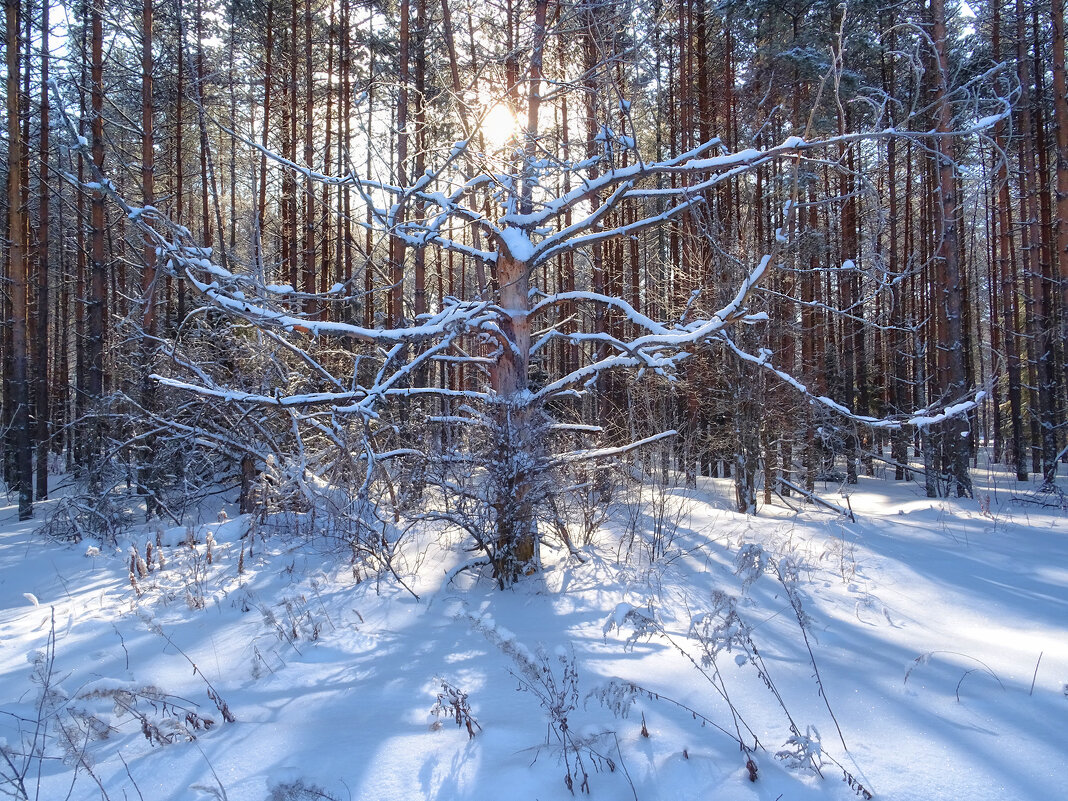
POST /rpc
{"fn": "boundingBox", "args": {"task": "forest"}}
[0,0,1061,540]
[0,0,1067,799]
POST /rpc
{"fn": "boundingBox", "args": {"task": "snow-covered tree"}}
[51,1,1002,583]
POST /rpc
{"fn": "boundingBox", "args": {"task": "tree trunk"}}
[256,1,274,274]
[486,0,548,584]
[88,0,108,488]
[931,0,971,497]
[991,2,1027,480]
[73,19,88,471]
[140,0,158,515]
[1055,0,1068,455]
[390,0,410,328]
[1015,0,1057,486]
[35,0,50,501]
[174,0,186,331]
[302,0,316,315]
[6,0,32,519]
[489,249,536,584]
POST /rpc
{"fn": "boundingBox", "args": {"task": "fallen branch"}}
[776,478,855,522]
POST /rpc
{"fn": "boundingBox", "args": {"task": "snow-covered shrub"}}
[777,724,823,773]
[430,679,481,739]
[266,777,341,800]
[39,487,133,544]
[0,616,147,800]
[602,602,662,650]
[616,474,690,563]
[601,544,873,799]
[258,595,322,647]
[544,462,615,552]
[688,591,753,661]
[80,684,216,746]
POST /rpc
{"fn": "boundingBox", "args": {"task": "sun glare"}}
[481,104,519,150]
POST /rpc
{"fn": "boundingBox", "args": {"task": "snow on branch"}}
[530,254,771,398]
[548,430,679,467]
[48,76,996,436]
[185,265,498,345]
[718,334,985,429]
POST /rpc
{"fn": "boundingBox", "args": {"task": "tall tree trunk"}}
[35,0,50,501]
[140,0,158,515]
[193,0,226,270]
[174,0,186,330]
[227,3,237,257]
[882,13,911,481]
[6,0,32,519]
[490,249,536,584]
[1055,0,1068,453]
[56,191,70,466]
[73,15,88,471]
[930,0,971,497]
[1012,0,1052,482]
[88,0,107,488]
[488,0,548,584]
[1031,3,1062,485]
[985,147,1004,465]
[282,0,298,288]
[321,1,334,296]
[991,2,1028,480]
[340,0,350,295]
[256,0,274,274]
[363,33,375,328]
[390,0,411,328]
[412,0,427,324]
[302,0,316,314]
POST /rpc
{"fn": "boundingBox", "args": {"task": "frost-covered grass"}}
[0,462,1065,800]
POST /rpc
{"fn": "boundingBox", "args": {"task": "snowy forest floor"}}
[0,460,1066,801]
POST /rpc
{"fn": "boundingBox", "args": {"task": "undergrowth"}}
[468,613,634,797]
[601,540,874,799]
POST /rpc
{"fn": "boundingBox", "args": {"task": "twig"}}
[1029,651,1043,697]
[609,732,638,801]
[117,752,145,801]
[775,568,850,751]
[147,623,236,723]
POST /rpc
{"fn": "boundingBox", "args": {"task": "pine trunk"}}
[931,0,971,497]
[6,0,32,519]
[88,0,108,487]
[35,0,50,501]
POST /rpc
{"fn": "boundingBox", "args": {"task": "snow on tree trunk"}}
[488,244,537,584]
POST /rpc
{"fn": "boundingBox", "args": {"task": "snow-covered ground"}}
[1,462,1065,800]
